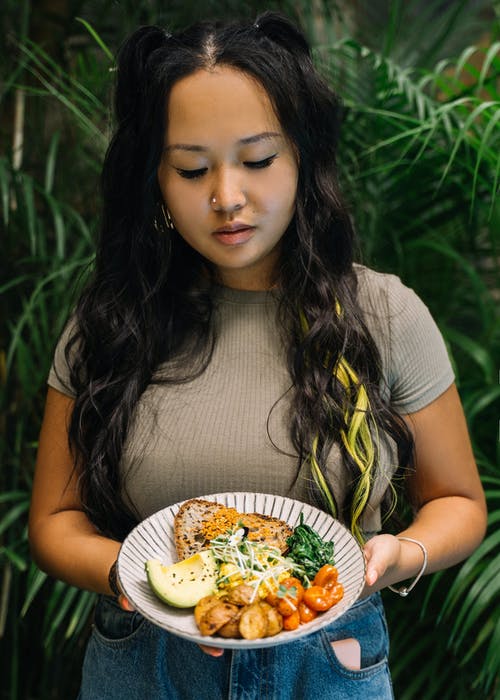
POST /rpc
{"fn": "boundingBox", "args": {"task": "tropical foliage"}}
[1,1,498,698]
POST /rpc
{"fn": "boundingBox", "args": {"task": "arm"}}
[29,387,121,595]
[363,383,487,593]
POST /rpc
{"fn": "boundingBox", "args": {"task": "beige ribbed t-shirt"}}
[48,265,454,533]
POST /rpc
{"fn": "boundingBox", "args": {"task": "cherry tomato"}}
[265,591,279,607]
[328,583,344,606]
[276,577,305,616]
[303,585,334,612]
[280,578,305,601]
[313,565,338,590]
[298,601,318,624]
[282,610,300,631]
[277,597,297,616]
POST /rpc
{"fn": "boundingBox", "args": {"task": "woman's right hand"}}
[199,644,224,657]
[117,593,136,612]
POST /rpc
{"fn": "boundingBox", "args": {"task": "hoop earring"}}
[161,203,175,231]
[154,202,175,232]
[163,204,175,230]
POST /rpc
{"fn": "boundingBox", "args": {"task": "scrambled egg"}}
[217,560,290,599]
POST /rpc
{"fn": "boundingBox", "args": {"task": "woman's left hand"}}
[362,534,401,591]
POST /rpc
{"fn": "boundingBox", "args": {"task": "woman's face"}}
[157,66,298,290]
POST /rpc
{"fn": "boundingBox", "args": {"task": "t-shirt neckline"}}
[213,285,279,305]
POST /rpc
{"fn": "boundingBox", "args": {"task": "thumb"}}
[364,545,380,587]
[363,534,398,587]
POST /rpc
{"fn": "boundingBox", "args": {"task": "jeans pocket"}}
[320,593,390,679]
[92,595,147,646]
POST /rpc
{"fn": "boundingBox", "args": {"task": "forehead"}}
[165,66,282,144]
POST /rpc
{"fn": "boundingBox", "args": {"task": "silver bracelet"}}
[387,537,428,597]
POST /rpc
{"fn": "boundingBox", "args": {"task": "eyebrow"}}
[164,131,282,152]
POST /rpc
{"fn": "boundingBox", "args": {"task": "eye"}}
[244,154,278,169]
[175,167,207,180]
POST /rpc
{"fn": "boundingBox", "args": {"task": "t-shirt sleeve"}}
[47,317,78,398]
[386,275,455,413]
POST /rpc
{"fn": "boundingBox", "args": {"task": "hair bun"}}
[115,25,169,123]
[254,11,311,57]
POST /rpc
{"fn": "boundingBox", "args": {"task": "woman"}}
[29,11,486,699]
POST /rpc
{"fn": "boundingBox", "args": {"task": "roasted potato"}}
[225,584,255,606]
[194,595,220,627]
[198,602,240,637]
[218,609,243,638]
[239,603,268,640]
[195,592,284,640]
[259,601,283,637]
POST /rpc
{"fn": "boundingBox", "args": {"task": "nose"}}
[210,167,246,214]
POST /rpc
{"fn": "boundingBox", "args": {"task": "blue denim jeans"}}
[77,592,393,699]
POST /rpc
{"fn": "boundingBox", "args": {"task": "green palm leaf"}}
[1,2,498,698]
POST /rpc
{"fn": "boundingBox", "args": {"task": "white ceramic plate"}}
[117,492,366,649]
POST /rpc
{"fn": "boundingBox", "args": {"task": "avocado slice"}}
[145,550,218,608]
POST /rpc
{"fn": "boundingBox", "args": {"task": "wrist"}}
[108,560,121,597]
[388,537,428,597]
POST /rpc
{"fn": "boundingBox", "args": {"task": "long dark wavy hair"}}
[63,11,414,541]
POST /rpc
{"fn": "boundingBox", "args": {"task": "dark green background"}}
[1,1,499,698]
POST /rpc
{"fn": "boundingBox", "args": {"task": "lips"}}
[212,222,255,246]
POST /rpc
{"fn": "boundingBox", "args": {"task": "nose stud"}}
[210,193,244,212]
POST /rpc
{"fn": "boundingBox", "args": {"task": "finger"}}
[365,567,378,587]
[199,644,224,657]
[363,541,385,586]
[117,594,136,612]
